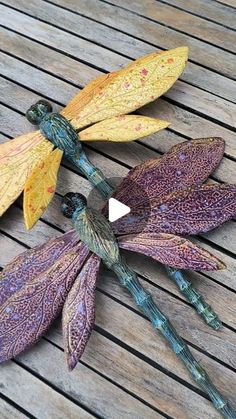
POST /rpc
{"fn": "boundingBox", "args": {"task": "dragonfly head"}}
[61,192,87,219]
[26,100,53,125]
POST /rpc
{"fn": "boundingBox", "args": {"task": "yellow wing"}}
[0,132,53,217]
[79,115,170,142]
[61,72,117,122]
[23,148,63,230]
[62,47,188,130]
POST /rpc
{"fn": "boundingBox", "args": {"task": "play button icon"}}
[108,198,130,222]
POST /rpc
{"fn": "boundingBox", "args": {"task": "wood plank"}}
[50,0,236,102]
[50,325,236,419]
[1,236,236,417]
[1,0,236,126]
[1,100,236,293]
[16,332,212,419]
[160,0,236,29]
[25,0,236,80]
[1,35,236,162]
[0,398,28,419]
[0,1,235,418]
[1,94,236,256]
[1,209,236,370]
[1,362,95,419]
[216,0,236,8]
[2,74,236,186]
[1,0,236,107]
[107,0,236,53]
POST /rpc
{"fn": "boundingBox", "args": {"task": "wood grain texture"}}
[0,398,27,419]
[161,0,236,29]
[0,0,236,418]
[1,362,95,418]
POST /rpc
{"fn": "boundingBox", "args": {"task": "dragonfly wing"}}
[23,148,63,229]
[62,253,101,371]
[0,232,90,362]
[112,184,236,236]
[79,115,169,142]
[61,72,116,124]
[62,47,188,130]
[112,137,225,207]
[0,131,53,217]
[118,232,224,271]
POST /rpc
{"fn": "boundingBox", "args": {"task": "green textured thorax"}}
[26,100,113,198]
[39,112,82,159]
[73,208,120,266]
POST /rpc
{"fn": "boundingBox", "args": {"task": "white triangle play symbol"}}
[108,198,130,222]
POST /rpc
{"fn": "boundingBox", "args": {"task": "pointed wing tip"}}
[170,46,188,63]
[24,218,34,230]
[202,260,226,272]
[207,136,225,148]
[175,45,189,56]
[217,260,227,271]
[162,120,171,128]
[67,353,78,372]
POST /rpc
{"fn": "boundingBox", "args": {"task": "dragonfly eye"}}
[61,192,87,218]
[26,100,53,125]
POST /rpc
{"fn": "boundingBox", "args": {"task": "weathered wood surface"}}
[0,1,236,418]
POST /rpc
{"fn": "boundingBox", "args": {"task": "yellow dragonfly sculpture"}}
[0,46,188,229]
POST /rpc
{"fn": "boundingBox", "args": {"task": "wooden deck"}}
[0,1,236,418]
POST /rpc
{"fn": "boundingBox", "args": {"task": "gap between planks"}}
[0,0,236,416]
[1,0,236,102]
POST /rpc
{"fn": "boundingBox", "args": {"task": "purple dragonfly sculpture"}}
[1,137,236,418]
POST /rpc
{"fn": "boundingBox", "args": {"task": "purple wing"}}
[0,230,79,306]
[62,254,100,371]
[0,237,90,363]
[112,184,236,236]
[118,233,224,271]
[112,138,225,207]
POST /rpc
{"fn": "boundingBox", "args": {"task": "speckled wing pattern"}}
[61,72,117,124]
[23,148,63,229]
[110,137,236,235]
[0,131,53,217]
[0,230,79,306]
[79,115,169,142]
[112,137,225,206]
[0,236,90,362]
[118,233,224,271]
[63,254,100,371]
[62,47,188,130]
[113,183,236,236]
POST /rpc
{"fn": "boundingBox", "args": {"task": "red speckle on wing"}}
[117,115,126,121]
[124,82,131,89]
[167,58,174,64]
[140,68,148,76]
[47,186,55,193]
[135,124,142,131]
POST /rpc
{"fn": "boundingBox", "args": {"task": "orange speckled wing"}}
[61,72,116,125]
[62,47,188,130]
[23,148,63,229]
[0,131,53,217]
[79,115,169,142]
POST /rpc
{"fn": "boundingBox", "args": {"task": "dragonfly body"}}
[61,192,236,418]
[2,137,236,417]
[1,46,187,227]
[26,100,113,198]
[62,193,152,307]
